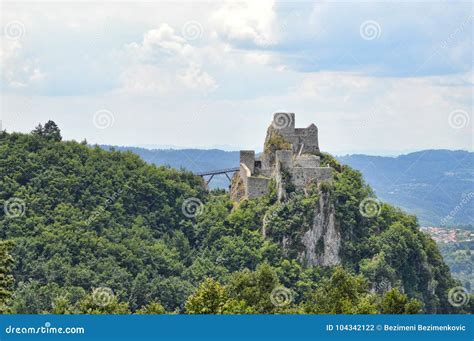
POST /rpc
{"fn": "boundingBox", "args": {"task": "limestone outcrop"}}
[299,190,341,266]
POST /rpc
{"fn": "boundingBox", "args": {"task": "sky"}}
[0,0,472,155]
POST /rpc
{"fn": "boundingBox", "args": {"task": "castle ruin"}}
[231,113,333,201]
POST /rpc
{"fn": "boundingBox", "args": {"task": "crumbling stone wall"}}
[271,113,320,155]
[234,163,271,200]
[230,113,332,202]
[247,177,271,199]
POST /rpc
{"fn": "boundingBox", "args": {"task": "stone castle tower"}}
[231,113,333,201]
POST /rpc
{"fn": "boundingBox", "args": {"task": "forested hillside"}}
[105,146,473,226]
[0,124,471,314]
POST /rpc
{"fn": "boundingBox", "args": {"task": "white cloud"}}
[278,71,473,154]
[211,0,277,46]
[119,23,217,94]
[126,24,192,62]
[0,38,45,89]
[178,63,218,91]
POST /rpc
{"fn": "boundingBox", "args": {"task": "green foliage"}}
[186,265,301,314]
[185,278,251,314]
[263,128,291,168]
[264,190,318,261]
[304,267,378,314]
[438,241,473,291]
[75,291,130,314]
[264,129,291,154]
[0,129,204,313]
[0,241,14,313]
[11,281,85,314]
[379,288,422,314]
[0,127,462,315]
[280,168,296,194]
[136,300,166,314]
[320,153,342,171]
[32,120,62,142]
[226,263,281,313]
[359,252,396,290]
[323,157,458,313]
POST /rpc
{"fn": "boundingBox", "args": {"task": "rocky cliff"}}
[262,184,341,267]
[299,190,341,266]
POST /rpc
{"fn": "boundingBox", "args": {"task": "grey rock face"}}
[299,191,341,266]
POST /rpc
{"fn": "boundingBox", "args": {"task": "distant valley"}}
[338,151,473,227]
[102,146,473,226]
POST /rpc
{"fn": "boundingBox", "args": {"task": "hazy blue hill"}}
[338,150,474,226]
[102,146,473,226]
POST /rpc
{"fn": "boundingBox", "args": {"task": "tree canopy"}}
[0,124,467,314]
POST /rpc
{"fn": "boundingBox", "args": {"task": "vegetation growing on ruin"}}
[263,128,292,164]
[279,167,296,195]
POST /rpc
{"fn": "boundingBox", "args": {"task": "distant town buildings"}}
[421,226,473,243]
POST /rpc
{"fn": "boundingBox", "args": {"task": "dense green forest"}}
[438,241,473,293]
[0,123,471,314]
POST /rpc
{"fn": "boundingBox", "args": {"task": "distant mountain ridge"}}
[337,150,474,226]
[102,146,473,226]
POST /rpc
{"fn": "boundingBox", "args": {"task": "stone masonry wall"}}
[240,150,255,174]
[247,177,271,199]
[237,163,271,200]
[290,167,333,188]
